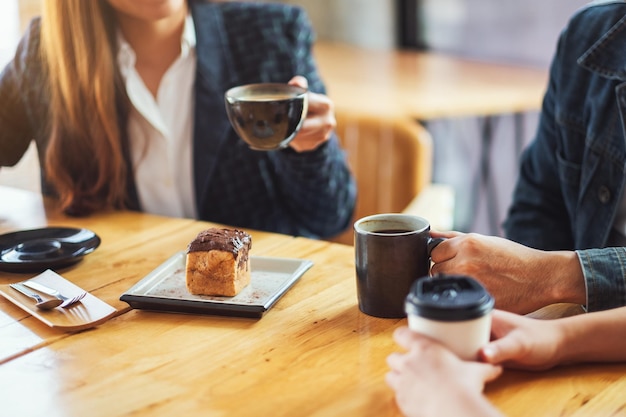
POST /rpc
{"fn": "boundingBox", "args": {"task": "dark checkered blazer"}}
[0,1,356,239]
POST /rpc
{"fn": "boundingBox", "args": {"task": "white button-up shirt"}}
[117,15,197,219]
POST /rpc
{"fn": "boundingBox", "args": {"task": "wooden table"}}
[1,186,624,417]
[314,41,548,120]
[314,41,550,234]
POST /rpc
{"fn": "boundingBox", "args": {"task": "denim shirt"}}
[503,1,626,311]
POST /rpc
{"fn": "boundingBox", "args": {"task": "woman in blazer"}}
[0,0,356,239]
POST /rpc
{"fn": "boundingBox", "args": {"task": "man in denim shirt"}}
[430,1,626,314]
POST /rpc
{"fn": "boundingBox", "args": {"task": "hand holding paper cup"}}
[405,274,494,360]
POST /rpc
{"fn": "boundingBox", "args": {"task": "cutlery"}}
[22,281,86,308]
[9,283,63,310]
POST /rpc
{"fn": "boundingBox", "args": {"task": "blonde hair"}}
[41,0,129,215]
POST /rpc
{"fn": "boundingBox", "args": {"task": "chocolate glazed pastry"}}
[185,228,252,297]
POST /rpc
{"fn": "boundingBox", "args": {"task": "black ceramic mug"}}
[354,213,443,318]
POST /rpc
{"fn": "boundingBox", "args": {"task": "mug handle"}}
[427,237,445,256]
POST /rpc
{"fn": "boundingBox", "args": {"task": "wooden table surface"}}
[314,41,549,120]
[1,185,625,417]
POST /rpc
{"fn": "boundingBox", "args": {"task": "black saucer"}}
[0,227,101,273]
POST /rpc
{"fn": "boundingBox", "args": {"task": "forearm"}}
[533,250,586,305]
[0,21,44,167]
[447,390,505,417]
[276,139,356,237]
[397,383,505,417]
[556,306,626,364]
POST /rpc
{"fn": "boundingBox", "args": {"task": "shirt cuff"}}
[576,247,626,312]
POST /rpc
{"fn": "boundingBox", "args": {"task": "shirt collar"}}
[578,13,626,81]
[181,14,197,58]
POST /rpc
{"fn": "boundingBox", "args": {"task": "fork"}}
[9,283,63,310]
[22,281,87,308]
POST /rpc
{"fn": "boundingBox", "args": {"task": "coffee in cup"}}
[353,213,443,318]
[224,83,308,151]
[405,274,494,360]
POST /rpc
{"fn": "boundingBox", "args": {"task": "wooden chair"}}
[329,112,453,245]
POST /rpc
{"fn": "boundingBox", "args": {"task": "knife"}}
[22,280,64,297]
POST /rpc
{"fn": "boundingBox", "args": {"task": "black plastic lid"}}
[405,274,494,321]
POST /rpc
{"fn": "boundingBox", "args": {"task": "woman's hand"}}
[483,307,626,368]
[480,310,564,370]
[287,75,335,152]
[386,327,503,417]
[429,231,586,314]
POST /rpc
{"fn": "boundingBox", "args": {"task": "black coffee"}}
[374,229,413,234]
[225,91,306,150]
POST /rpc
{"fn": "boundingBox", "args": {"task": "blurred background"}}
[1,0,591,236]
[273,0,589,234]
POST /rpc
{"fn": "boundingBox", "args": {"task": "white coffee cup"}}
[405,274,494,360]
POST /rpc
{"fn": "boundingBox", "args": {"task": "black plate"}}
[0,227,101,273]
